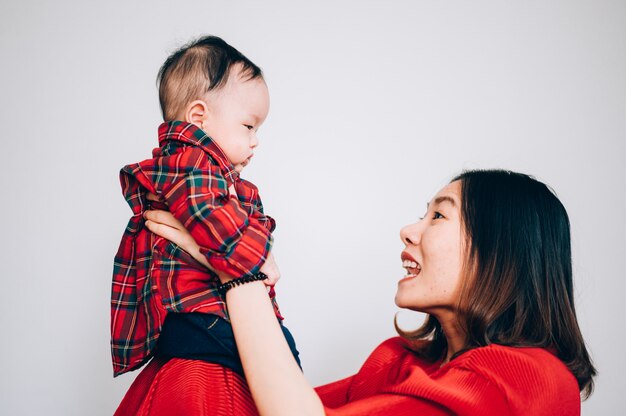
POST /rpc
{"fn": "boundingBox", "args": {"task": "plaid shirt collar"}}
[158,121,239,185]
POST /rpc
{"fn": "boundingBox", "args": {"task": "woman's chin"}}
[394,293,411,309]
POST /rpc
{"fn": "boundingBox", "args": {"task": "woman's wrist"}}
[217,272,268,297]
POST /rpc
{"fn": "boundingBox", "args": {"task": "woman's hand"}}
[143,209,212,265]
[143,192,234,281]
[143,209,279,286]
[259,252,280,287]
[143,209,196,256]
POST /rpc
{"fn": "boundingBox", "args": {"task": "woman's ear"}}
[184,100,209,129]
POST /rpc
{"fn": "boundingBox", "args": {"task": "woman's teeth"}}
[402,260,418,268]
[402,260,421,275]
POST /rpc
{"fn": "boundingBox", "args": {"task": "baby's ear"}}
[184,100,208,128]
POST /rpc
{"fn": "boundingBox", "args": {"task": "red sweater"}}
[315,337,580,415]
[115,337,580,415]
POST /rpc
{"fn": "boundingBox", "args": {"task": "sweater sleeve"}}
[321,394,453,416]
[129,147,273,279]
[317,371,509,416]
[315,376,354,408]
[315,338,511,416]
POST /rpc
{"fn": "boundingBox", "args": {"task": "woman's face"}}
[395,180,466,319]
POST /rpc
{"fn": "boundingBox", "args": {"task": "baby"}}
[111,35,298,377]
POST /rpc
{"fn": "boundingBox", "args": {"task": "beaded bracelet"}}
[217,272,269,297]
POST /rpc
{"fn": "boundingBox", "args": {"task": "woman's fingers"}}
[144,209,184,230]
[144,219,180,242]
[144,210,188,246]
[259,253,280,287]
[144,210,204,260]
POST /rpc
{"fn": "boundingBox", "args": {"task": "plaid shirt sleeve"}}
[131,146,273,279]
[235,178,276,233]
[234,177,283,309]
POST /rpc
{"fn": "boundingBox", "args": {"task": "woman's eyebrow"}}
[427,196,457,209]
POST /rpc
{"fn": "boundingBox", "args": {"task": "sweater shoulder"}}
[458,344,571,379]
[452,345,580,414]
[367,337,415,363]
[356,337,430,376]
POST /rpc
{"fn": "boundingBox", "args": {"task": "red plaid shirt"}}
[111,121,281,376]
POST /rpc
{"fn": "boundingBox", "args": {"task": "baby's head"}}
[158,35,269,172]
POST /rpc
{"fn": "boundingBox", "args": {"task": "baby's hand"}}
[260,252,280,287]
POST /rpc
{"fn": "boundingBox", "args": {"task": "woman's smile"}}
[400,251,421,280]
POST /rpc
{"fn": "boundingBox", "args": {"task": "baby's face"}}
[201,69,270,173]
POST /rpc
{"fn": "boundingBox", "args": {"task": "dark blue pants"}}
[155,312,301,377]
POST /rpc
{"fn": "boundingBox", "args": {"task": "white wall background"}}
[1,0,624,414]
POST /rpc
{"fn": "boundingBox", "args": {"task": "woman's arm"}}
[226,281,325,416]
[144,209,324,416]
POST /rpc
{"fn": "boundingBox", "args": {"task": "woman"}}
[118,169,595,415]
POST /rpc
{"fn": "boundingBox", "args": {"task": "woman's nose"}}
[400,222,421,245]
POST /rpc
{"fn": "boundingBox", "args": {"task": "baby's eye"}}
[244,125,254,130]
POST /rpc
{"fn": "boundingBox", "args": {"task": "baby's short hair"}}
[157,35,263,121]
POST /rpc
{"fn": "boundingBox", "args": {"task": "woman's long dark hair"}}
[397,169,596,399]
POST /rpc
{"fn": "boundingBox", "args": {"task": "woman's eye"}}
[433,211,444,220]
